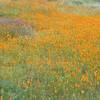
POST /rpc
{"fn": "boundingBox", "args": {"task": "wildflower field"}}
[0,0,100,100]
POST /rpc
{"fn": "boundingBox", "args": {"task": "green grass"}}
[0,35,99,100]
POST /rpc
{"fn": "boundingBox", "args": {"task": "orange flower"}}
[95,70,100,74]
[71,72,77,77]
[81,74,89,82]
[0,43,7,49]
[95,76,100,81]
[77,67,81,73]
[0,96,2,100]
[94,70,100,76]
[47,59,51,65]
[9,96,12,100]
[27,60,33,65]
[10,60,17,65]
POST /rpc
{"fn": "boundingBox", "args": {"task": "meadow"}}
[0,0,100,100]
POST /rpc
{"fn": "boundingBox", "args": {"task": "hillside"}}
[0,0,100,100]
